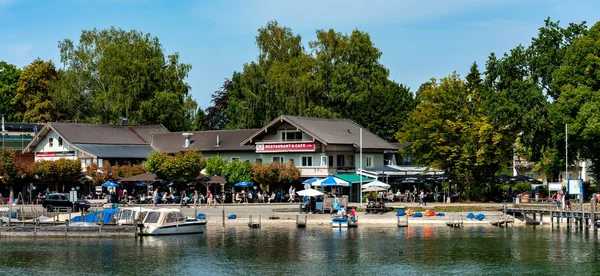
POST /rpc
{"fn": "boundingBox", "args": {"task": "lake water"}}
[1,226,599,275]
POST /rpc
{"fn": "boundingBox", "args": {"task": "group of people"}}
[549,189,571,211]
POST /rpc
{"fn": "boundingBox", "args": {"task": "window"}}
[272,156,284,163]
[349,155,354,166]
[58,137,63,147]
[280,131,303,141]
[144,212,161,223]
[254,158,262,165]
[337,155,345,167]
[366,156,374,168]
[98,159,103,168]
[321,156,328,167]
[166,213,178,223]
[301,156,312,167]
[48,137,54,148]
[328,156,334,167]
[231,157,240,162]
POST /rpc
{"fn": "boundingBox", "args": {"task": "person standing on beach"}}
[556,191,563,210]
[419,189,426,206]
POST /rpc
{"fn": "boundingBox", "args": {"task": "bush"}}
[514,181,532,193]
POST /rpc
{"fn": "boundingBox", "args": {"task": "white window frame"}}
[231,157,240,162]
[301,156,313,167]
[272,156,284,163]
[366,156,374,168]
[279,130,303,141]
[48,137,54,148]
[320,156,328,167]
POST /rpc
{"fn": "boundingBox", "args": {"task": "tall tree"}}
[205,79,232,130]
[14,59,60,123]
[0,61,21,121]
[550,21,600,182]
[57,27,196,130]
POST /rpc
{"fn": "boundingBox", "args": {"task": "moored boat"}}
[331,216,348,228]
[139,208,206,235]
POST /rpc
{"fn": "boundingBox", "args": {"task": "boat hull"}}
[331,217,349,228]
[140,220,206,236]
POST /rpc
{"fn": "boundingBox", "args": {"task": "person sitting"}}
[268,192,275,203]
[236,192,242,204]
[170,193,177,204]
[339,206,347,218]
[162,192,169,204]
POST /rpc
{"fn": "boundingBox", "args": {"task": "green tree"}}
[14,59,60,123]
[0,150,19,200]
[145,151,206,184]
[58,27,196,130]
[222,160,253,184]
[0,61,21,121]
[252,161,299,189]
[33,159,82,192]
[205,156,227,177]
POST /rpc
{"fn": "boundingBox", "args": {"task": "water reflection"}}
[1,226,600,275]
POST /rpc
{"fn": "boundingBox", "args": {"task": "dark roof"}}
[151,129,259,154]
[74,144,154,159]
[390,142,411,150]
[241,115,397,150]
[50,123,168,144]
[120,172,160,182]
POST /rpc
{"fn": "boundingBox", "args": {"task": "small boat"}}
[139,208,206,235]
[331,216,348,228]
[116,207,149,225]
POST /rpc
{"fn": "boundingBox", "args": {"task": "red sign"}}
[256,143,315,152]
[36,151,75,158]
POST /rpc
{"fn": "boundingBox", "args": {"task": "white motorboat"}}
[116,207,149,225]
[139,208,206,235]
[331,216,349,228]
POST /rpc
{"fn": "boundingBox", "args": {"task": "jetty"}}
[445,215,463,228]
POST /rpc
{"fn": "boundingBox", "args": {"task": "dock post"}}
[8,205,11,227]
[222,207,225,228]
[550,211,553,228]
[540,213,543,226]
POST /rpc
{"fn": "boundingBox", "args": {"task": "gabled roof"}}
[73,144,154,159]
[151,129,259,154]
[240,115,397,150]
[22,122,168,155]
[50,122,168,144]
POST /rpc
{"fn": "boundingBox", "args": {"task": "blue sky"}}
[1,0,599,109]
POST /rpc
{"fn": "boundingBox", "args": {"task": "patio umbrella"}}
[167,183,175,187]
[362,186,387,192]
[361,180,391,189]
[234,181,253,187]
[312,176,349,187]
[302,177,322,184]
[101,181,120,188]
[297,188,324,197]
[135,181,146,187]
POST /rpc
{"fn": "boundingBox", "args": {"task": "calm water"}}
[1,226,600,275]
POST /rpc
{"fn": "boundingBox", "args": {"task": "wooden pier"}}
[296,215,307,228]
[445,215,463,228]
[506,207,600,230]
[248,215,261,228]
[397,216,408,227]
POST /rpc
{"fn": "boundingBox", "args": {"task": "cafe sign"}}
[36,151,76,158]
[256,143,315,152]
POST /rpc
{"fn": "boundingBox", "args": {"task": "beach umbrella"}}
[135,182,146,187]
[362,186,387,192]
[167,183,176,187]
[312,176,349,187]
[234,181,253,187]
[101,181,120,188]
[297,188,324,197]
[361,180,391,189]
[302,177,322,184]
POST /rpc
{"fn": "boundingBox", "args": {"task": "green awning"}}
[333,174,374,184]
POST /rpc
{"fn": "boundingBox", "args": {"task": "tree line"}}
[2,19,600,201]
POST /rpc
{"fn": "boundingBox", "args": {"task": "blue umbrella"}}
[167,183,175,187]
[101,181,120,188]
[312,176,349,187]
[136,182,146,187]
[302,177,322,184]
[234,181,253,187]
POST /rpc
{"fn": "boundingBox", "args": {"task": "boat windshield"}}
[144,212,161,223]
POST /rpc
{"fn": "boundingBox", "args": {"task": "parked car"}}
[42,193,91,212]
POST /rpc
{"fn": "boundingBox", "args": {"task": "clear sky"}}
[1,0,599,109]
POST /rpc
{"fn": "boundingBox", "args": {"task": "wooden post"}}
[550,211,553,228]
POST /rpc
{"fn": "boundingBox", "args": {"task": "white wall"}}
[34,130,79,162]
